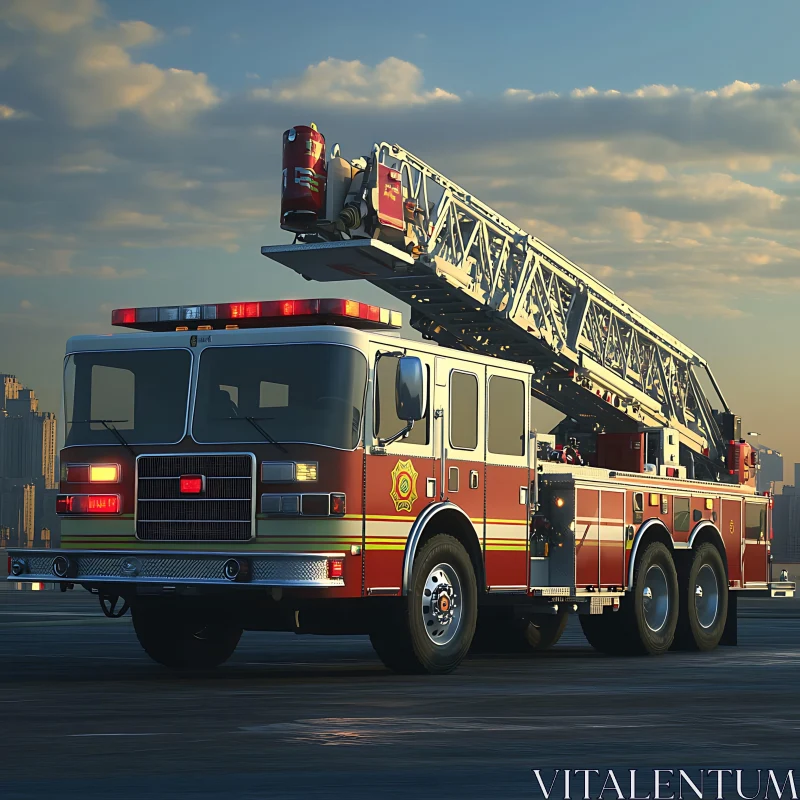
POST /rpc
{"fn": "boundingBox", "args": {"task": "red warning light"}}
[111,308,136,325]
[180,475,205,495]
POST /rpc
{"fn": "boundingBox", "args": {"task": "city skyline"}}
[2,1,800,478]
[0,372,59,548]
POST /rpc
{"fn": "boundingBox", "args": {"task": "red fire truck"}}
[7,123,794,674]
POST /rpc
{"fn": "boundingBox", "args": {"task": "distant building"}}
[1,374,22,405]
[23,483,35,547]
[0,374,59,547]
[755,444,784,494]
[773,463,800,562]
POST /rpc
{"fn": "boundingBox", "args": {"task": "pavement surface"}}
[0,590,799,799]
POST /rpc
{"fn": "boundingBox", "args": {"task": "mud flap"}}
[720,589,737,646]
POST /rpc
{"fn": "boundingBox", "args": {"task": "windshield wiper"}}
[223,416,287,454]
[70,419,135,456]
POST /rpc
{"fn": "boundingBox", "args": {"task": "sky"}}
[1,0,800,479]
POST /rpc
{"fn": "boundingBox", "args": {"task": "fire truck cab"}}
[6,298,793,673]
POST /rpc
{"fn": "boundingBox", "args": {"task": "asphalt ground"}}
[1,590,799,799]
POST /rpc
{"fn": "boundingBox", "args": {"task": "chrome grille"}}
[136,454,255,541]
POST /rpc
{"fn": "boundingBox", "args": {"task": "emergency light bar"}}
[111,298,402,332]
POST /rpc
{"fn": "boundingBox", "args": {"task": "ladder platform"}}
[262,239,414,282]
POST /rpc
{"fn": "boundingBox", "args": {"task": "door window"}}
[449,371,478,450]
[488,375,525,456]
[374,354,429,445]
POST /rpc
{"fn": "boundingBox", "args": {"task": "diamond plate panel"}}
[253,558,329,582]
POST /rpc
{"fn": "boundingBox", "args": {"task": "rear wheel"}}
[132,603,242,670]
[579,611,627,654]
[580,541,678,655]
[674,543,728,651]
[370,534,477,674]
[473,611,568,653]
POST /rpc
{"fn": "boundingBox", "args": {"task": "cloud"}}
[600,209,655,243]
[252,57,459,107]
[19,299,33,309]
[89,265,146,279]
[0,1,219,128]
[3,4,800,335]
[54,148,119,174]
[0,103,19,118]
[0,260,38,277]
[95,209,168,229]
[0,252,146,279]
[142,171,201,190]
[0,0,99,34]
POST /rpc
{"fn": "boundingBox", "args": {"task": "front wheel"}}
[370,534,477,674]
[132,603,242,670]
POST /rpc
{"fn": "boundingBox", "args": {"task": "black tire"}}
[579,541,678,656]
[132,603,242,670]
[627,540,679,654]
[674,543,728,651]
[525,613,569,650]
[579,611,629,655]
[472,611,568,653]
[370,534,477,674]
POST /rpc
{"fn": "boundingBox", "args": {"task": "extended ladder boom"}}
[263,133,737,474]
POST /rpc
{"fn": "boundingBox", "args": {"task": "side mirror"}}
[395,356,426,422]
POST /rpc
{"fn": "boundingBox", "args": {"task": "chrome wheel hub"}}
[695,563,719,629]
[421,562,463,646]
[642,564,669,633]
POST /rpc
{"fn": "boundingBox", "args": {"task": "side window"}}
[745,502,766,541]
[674,497,691,532]
[90,365,135,431]
[450,371,478,450]
[488,375,525,456]
[374,354,429,445]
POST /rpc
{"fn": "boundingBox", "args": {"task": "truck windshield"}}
[64,350,191,446]
[193,344,367,450]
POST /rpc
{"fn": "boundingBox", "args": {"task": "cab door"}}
[743,500,769,586]
[434,357,485,582]
[484,367,530,590]
[365,346,435,594]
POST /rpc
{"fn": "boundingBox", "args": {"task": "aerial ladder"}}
[262,124,748,483]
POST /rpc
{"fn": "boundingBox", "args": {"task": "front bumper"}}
[6,549,345,589]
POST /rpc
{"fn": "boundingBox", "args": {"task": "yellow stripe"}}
[486,545,528,552]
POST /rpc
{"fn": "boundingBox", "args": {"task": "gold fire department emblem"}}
[390,459,418,513]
